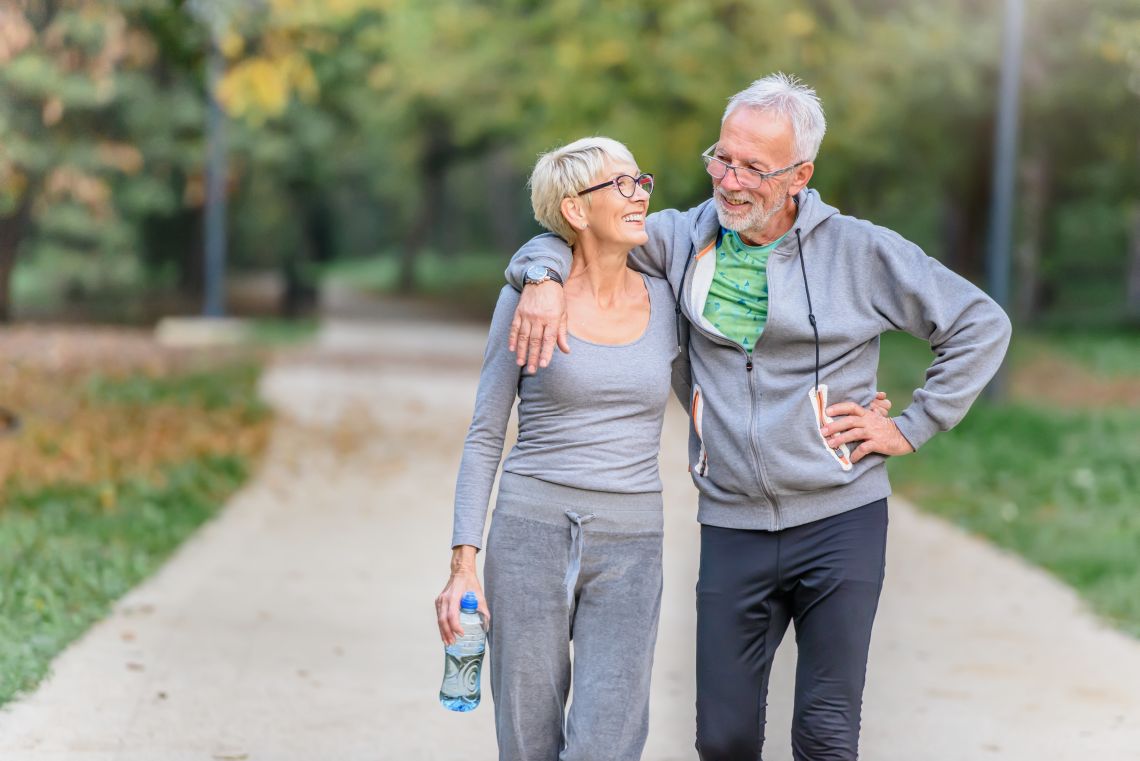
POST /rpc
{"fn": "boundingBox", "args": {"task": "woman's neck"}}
[568,236,634,305]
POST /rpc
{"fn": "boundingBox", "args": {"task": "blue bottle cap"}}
[460,592,479,612]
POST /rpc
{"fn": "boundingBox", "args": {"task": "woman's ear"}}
[560,196,589,232]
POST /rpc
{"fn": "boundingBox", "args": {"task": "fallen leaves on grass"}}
[1011,349,1140,409]
[0,327,271,499]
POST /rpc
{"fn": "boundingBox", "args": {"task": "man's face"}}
[710,108,801,239]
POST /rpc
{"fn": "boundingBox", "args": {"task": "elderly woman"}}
[436,136,677,761]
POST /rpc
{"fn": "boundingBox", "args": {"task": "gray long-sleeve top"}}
[451,275,684,549]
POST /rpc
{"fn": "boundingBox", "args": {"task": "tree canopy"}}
[2,0,1138,323]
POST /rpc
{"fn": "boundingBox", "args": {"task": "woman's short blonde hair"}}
[528,137,637,244]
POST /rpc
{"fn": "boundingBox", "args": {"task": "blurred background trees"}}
[1,0,1138,325]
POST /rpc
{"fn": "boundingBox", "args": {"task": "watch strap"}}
[525,266,563,286]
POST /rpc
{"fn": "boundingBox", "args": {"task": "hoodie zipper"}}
[743,347,780,528]
[681,246,780,525]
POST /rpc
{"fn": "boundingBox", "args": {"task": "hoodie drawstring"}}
[795,227,821,393]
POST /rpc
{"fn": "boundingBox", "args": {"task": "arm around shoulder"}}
[504,233,573,290]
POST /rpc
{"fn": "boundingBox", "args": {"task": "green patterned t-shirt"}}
[702,229,785,352]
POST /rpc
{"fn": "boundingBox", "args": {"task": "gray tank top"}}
[451,274,681,549]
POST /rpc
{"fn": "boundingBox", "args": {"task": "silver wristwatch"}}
[523,264,564,286]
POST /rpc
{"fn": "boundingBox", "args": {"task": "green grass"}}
[83,362,273,416]
[321,255,400,290]
[0,364,269,705]
[85,362,269,412]
[245,318,319,347]
[0,456,250,703]
[1035,330,1140,376]
[878,331,1140,636]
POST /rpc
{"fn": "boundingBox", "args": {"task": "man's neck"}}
[738,196,798,247]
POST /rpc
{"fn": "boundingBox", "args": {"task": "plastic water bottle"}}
[439,591,486,711]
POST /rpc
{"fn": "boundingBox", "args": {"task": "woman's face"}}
[580,159,651,249]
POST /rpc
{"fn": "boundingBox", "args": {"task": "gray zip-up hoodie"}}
[507,189,1012,531]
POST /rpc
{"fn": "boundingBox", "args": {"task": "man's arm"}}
[504,233,573,372]
[826,235,1012,456]
[504,232,573,290]
[504,209,691,371]
[627,207,690,282]
[669,345,693,410]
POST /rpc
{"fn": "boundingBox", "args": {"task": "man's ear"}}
[560,196,589,231]
[789,162,814,195]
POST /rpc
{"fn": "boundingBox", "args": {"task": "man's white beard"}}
[714,190,787,241]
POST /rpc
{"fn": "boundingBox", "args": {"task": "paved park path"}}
[1,313,1138,760]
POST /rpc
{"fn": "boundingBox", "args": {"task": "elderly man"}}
[504,73,1011,760]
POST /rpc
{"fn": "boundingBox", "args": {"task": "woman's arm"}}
[438,286,523,643]
[450,286,524,548]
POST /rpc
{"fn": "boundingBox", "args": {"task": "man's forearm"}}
[505,233,573,290]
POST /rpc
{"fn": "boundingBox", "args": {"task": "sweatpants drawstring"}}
[563,510,597,610]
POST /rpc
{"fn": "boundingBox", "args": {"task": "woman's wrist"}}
[450,545,478,576]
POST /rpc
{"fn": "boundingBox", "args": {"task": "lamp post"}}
[186,1,252,318]
[985,0,1025,400]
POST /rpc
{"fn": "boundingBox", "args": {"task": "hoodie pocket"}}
[690,384,709,477]
[808,383,853,472]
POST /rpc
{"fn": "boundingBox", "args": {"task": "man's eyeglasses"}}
[701,144,803,189]
[577,173,655,199]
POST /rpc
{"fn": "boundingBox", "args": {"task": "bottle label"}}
[441,650,483,699]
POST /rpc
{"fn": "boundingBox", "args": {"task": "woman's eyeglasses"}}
[577,173,655,199]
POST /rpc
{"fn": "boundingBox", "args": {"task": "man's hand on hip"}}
[508,281,569,373]
[822,401,915,464]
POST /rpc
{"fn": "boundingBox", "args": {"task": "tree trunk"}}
[0,190,36,323]
[142,203,204,303]
[940,119,995,281]
[961,122,995,283]
[487,146,524,254]
[280,188,331,317]
[1014,153,1049,324]
[939,197,965,272]
[1127,204,1140,325]
[399,117,453,292]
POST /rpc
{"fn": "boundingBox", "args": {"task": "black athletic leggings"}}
[695,499,888,761]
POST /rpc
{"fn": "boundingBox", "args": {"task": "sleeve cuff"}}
[450,534,484,551]
[893,405,941,452]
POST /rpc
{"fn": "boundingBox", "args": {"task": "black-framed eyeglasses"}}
[701,144,803,189]
[577,173,655,198]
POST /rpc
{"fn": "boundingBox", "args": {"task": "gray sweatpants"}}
[484,473,664,761]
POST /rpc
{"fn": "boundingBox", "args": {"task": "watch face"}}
[525,265,549,282]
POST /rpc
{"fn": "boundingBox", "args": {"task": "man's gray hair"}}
[528,136,636,245]
[723,72,827,163]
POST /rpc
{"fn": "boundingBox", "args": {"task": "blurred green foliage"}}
[322,249,508,315]
[2,0,1139,324]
